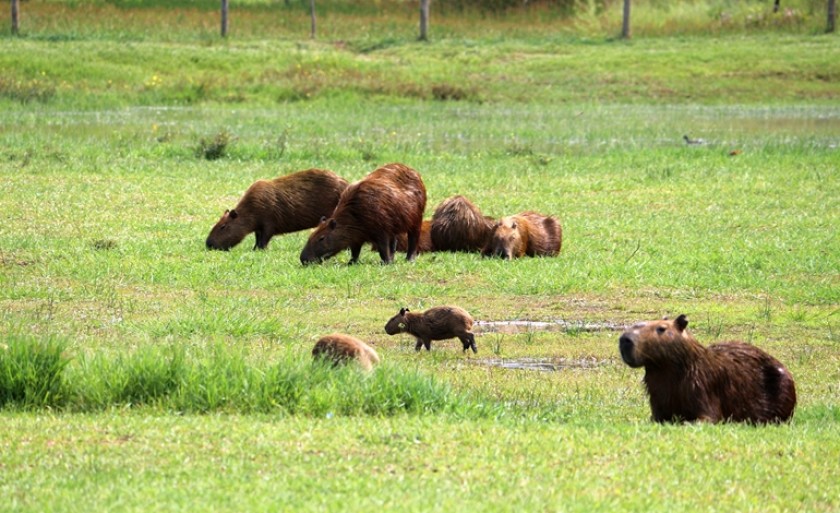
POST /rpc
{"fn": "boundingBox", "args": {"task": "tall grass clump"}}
[6,341,487,417]
[0,335,70,409]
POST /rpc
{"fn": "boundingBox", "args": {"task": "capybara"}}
[206,168,348,251]
[384,306,477,353]
[619,314,796,424]
[482,211,562,259]
[430,195,495,253]
[312,333,380,371]
[300,163,427,265]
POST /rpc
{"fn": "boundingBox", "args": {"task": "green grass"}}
[1,6,840,512]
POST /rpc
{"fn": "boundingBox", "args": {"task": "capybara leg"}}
[375,236,394,264]
[423,340,431,351]
[253,230,269,250]
[460,333,477,353]
[349,244,363,264]
[415,338,423,351]
[406,229,420,261]
[390,237,397,254]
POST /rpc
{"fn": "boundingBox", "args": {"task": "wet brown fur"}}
[482,211,562,259]
[430,195,495,253]
[384,306,477,353]
[619,315,797,424]
[300,163,427,264]
[312,333,380,371]
[206,169,348,250]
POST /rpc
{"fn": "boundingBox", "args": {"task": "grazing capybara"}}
[300,163,427,265]
[482,211,562,259]
[384,306,477,353]
[430,195,494,253]
[206,169,348,251]
[312,333,380,371]
[619,314,797,424]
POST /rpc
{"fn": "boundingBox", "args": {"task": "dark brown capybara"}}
[312,333,380,371]
[430,195,495,253]
[299,163,427,265]
[482,211,562,259]
[619,314,797,424]
[384,306,477,353]
[206,168,348,251]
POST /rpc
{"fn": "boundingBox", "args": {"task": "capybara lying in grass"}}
[384,306,477,353]
[619,314,796,424]
[482,211,562,259]
[206,168,348,251]
[312,333,380,371]
[300,163,427,265]
[430,195,494,253]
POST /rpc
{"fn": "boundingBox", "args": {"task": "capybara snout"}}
[618,334,637,367]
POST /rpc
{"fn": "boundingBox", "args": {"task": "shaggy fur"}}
[482,211,562,259]
[430,195,494,253]
[384,306,477,353]
[299,163,427,264]
[206,168,348,250]
[312,333,380,371]
[619,314,796,424]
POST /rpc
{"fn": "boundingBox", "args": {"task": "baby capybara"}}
[384,306,477,353]
[300,163,427,265]
[482,211,562,259]
[430,195,494,253]
[312,333,380,371]
[619,314,796,424]
[206,168,348,251]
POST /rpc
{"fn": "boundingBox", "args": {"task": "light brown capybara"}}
[430,195,495,253]
[384,306,477,353]
[482,211,562,259]
[299,163,427,265]
[312,333,380,371]
[619,314,797,424]
[206,168,348,251]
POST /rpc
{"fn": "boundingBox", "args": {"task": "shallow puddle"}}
[475,319,624,334]
[471,357,606,372]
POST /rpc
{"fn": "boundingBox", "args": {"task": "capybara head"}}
[206,209,250,251]
[300,217,347,264]
[484,217,525,260]
[619,315,690,368]
[384,308,409,335]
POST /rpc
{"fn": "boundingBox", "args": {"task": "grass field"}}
[1,1,840,511]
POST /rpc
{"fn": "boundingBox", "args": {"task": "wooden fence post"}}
[11,0,20,35]
[621,0,631,39]
[829,0,837,33]
[419,0,430,41]
[309,0,316,39]
[221,0,229,37]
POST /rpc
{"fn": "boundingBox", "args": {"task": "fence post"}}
[419,0,430,41]
[309,0,316,39]
[221,0,229,37]
[621,0,631,39]
[829,0,837,33]
[11,0,20,35]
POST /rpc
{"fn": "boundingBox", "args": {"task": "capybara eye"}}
[656,326,666,335]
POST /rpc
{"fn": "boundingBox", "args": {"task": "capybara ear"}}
[229,209,238,219]
[510,221,517,229]
[399,307,407,315]
[328,219,337,229]
[675,314,688,332]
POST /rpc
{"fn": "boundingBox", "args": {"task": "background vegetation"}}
[1,1,838,511]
